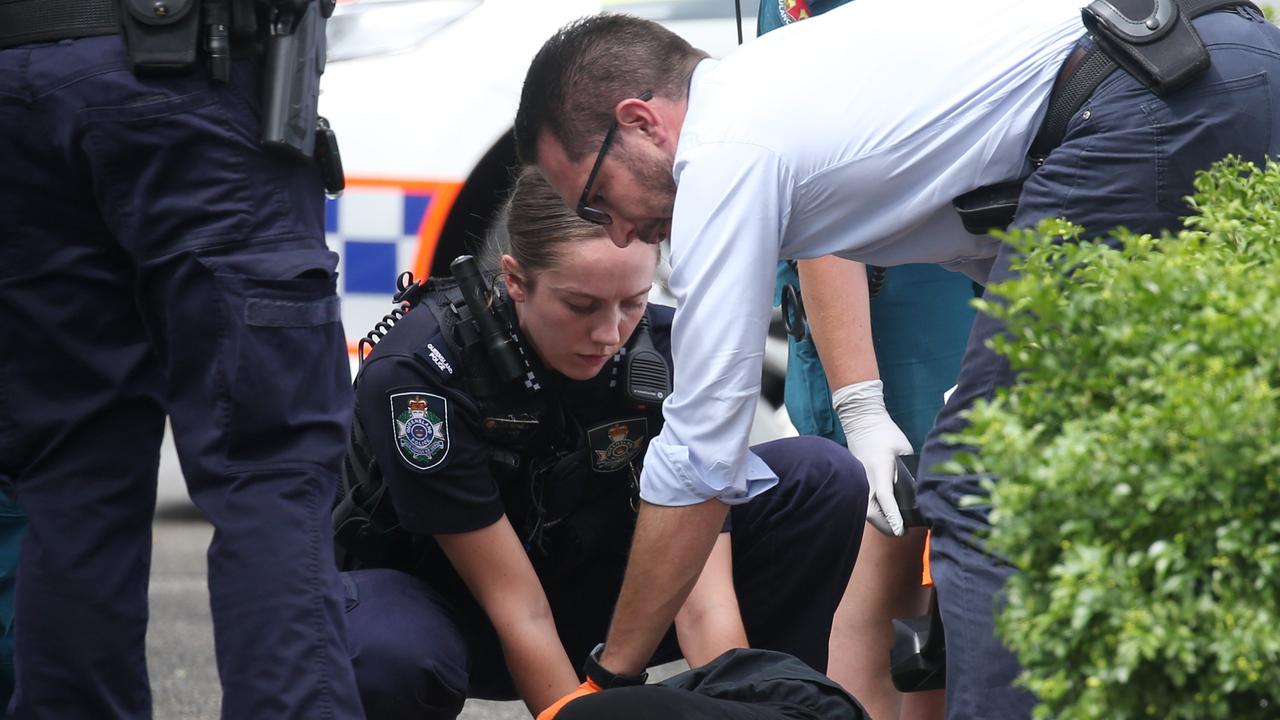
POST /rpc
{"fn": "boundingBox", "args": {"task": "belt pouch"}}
[952,179,1026,235]
[120,0,201,71]
[1082,0,1209,94]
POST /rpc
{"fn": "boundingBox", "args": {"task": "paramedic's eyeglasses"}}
[576,91,653,226]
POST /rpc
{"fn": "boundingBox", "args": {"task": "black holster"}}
[952,180,1027,236]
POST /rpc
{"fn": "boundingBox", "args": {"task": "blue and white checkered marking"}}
[324,187,433,349]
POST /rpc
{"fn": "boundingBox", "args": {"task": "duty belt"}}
[0,0,120,49]
[953,0,1262,235]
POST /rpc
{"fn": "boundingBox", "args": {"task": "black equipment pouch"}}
[314,115,346,195]
[120,0,202,71]
[891,592,946,692]
[1082,0,1207,94]
[332,416,413,571]
[886,454,945,693]
[951,179,1027,236]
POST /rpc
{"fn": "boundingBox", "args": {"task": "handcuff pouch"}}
[120,0,201,71]
[1082,0,1208,94]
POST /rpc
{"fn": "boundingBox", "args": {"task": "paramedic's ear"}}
[614,92,670,148]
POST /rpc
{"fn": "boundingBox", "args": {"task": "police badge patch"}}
[390,391,450,470]
[586,418,648,472]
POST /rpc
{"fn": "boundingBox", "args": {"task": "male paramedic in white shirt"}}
[515,1,1280,717]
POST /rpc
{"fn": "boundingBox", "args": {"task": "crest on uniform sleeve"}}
[586,418,648,472]
[778,0,813,23]
[390,391,450,470]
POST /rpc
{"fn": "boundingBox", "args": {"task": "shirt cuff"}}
[639,438,779,506]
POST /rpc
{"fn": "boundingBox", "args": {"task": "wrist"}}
[831,378,884,405]
[583,643,648,688]
[832,379,889,426]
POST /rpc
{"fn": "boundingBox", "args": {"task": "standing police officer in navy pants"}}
[0,1,364,717]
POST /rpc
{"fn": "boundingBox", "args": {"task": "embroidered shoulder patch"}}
[425,343,453,376]
[390,391,450,470]
[586,418,648,472]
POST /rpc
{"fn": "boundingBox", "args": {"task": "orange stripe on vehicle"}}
[411,183,461,280]
[343,178,463,279]
[339,178,464,280]
[339,178,463,357]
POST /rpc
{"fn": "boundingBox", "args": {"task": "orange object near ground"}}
[921,531,933,587]
[536,679,603,720]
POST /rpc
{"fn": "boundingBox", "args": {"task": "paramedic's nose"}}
[606,222,634,249]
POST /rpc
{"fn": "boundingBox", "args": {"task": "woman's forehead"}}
[540,241,656,297]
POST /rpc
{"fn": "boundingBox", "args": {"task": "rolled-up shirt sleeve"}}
[640,141,793,506]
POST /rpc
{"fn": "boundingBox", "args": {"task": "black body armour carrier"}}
[332,275,666,580]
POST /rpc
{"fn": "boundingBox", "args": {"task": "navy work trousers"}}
[0,36,363,719]
[343,436,867,720]
[917,9,1280,720]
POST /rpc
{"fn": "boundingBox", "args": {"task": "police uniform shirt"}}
[354,299,674,557]
[642,0,1087,508]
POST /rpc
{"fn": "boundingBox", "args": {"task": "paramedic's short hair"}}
[514,13,708,165]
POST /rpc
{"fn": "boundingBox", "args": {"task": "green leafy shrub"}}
[952,157,1280,719]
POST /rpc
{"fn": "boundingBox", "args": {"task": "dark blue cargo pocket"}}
[196,242,350,466]
[1142,71,1271,215]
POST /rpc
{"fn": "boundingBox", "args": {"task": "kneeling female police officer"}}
[333,168,868,719]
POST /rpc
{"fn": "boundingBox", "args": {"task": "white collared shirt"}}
[640,0,1088,506]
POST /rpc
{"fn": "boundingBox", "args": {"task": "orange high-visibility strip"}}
[921,530,933,587]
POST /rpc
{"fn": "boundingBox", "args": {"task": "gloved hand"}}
[536,679,603,720]
[832,379,912,537]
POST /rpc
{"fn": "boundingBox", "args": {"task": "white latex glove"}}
[832,379,913,537]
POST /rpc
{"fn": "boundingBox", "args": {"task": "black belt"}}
[0,0,120,50]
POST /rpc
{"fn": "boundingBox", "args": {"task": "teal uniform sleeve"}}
[777,262,978,451]
[759,0,979,451]
[868,265,979,450]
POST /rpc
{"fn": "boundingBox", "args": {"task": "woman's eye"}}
[624,301,647,312]
[567,303,595,316]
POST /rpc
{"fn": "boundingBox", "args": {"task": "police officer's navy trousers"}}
[342,436,867,720]
[0,36,363,718]
[917,9,1280,720]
